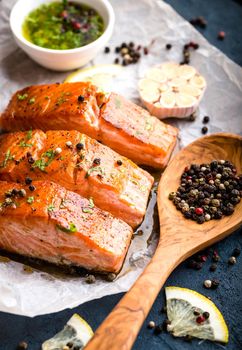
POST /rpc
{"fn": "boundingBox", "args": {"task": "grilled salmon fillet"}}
[0,130,153,228]
[0,82,178,168]
[0,181,133,273]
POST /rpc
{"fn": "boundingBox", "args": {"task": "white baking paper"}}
[0,0,241,316]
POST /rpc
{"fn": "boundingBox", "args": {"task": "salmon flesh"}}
[0,130,154,228]
[0,180,133,273]
[0,82,178,168]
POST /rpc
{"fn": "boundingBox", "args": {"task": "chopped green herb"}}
[28,97,35,105]
[115,97,122,109]
[85,166,104,178]
[47,204,55,212]
[19,141,33,147]
[26,129,32,140]
[57,222,77,233]
[89,197,94,208]
[45,96,50,100]
[32,149,56,172]
[17,93,28,101]
[27,196,34,204]
[82,197,95,214]
[0,150,14,168]
[60,156,65,160]
[82,208,93,214]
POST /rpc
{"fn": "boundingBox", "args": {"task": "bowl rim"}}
[10,0,115,55]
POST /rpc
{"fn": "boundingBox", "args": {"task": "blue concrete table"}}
[0,1,241,349]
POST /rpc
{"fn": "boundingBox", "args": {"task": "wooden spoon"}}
[84,133,242,350]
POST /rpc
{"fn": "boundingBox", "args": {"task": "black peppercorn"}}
[115,46,120,53]
[114,58,119,64]
[104,46,110,53]
[202,126,208,134]
[28,157,35,164]
[78,95,85,102]
[93,158,101,165]
[166,43,172,50]
[211,279,220,289]
[117,159,122,166]
[29,185,35,191]
[76,142,84,150]
[203,311,210,319]
[153,324,163,335]
[203,116,210,124]
[25,177,32,185]
[17,341,28,350]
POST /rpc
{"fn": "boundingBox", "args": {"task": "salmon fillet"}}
[0,130,153,228]
[0,82,178,168]
[0,181,133,273]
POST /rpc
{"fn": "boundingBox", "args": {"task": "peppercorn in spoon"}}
[84,132,242,350]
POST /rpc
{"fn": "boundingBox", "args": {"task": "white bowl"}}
[10,0,115,71]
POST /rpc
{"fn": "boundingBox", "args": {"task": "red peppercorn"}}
[200,255,207,262]
[186,176,192,180]
[195,207,204,215]
[184,166,189,172]
[73,22,81,30]
[218,31,225,40]
[196,315,205,324]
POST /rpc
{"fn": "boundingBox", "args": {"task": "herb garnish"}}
[47,203,55,212]
[27,196,34,204]
[17,93,28,101]
[19,141,33,147]
[28,97,35,105]
[82,197,95,214]
[57,222,77,233]
[26,129,32,140]
[85,166,104,178]
[0,150,14,168]
[32,149,56,172]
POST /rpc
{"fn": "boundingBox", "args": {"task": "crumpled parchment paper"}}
[0,0,241,317]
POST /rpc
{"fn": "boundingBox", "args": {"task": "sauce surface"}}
[22,1,104,50]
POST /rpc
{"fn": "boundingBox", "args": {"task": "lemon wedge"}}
[165,286,229,343]
[64,64,123,91]
[42,313,93,350]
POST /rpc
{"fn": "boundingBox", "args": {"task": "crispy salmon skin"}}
[0,82,178,168]
[0,130,154,228]
[0,181,133,273]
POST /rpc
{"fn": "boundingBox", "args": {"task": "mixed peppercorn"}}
[104,40,154,66]
[169,160,241,224]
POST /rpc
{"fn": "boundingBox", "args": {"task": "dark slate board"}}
[0,0,241,349]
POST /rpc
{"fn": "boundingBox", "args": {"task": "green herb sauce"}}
[22,1,105,50]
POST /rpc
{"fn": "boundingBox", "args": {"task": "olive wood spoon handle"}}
[84,133,242,350]
[84,242,184,350]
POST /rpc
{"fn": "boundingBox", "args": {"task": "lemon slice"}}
[165,287,229,343]
[42,313,93,350]
[64,64,123,91]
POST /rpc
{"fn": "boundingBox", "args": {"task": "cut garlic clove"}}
[138,78,160,91]
[190,74,206,89]
[177,65,196,80]
[160,91,176,108]
[159,83,170,93]
[176,93,197,107]
[178,84,202,97]
[169,77,185,88]
[145,68,167,83]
